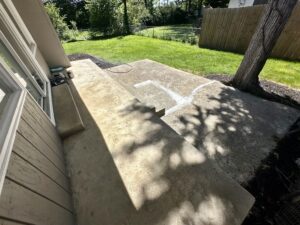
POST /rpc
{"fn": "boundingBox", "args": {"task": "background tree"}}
[85,0,119,34]
[122,0,130,34]
[44,3,70,40]
[48,0,90,29]
[204,0,229,7]
[231,0,298,91]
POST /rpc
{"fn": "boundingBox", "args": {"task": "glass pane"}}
[0,81,11,122]
[0,40,42,103]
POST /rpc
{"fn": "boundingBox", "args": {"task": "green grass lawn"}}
[63,35,300,89]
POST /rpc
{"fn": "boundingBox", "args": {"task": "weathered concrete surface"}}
[52,83,84,138]
[107,59,300,184]
[106,60,210,114]
[64,59,254,225]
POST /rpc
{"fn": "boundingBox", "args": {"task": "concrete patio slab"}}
[64,59,254,225]
[106,60,210,113]
[107,59,300,184]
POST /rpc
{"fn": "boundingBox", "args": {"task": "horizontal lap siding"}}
[0,219,26,225]
[200,4,300,61]
[0,95,74,225]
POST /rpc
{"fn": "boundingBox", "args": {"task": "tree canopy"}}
[45,0,230,35]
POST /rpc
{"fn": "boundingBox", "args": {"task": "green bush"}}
[190,37,198,45]
[48,0,90,29]
[148,4,188,26]
[85,0,121,35]
[45,3,70,40]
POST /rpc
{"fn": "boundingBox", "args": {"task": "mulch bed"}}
[68,54,300,225]
[242,118,300,225]
[68,53,119,69]
[206,74,300,106]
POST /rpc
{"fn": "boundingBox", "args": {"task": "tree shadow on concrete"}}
[162,84,298,184]
[113,97,254,225]
[113,83,298,224]
[64,75,297,225]
[65,79,250,225]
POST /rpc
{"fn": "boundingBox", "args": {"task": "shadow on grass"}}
[65,34,128,44]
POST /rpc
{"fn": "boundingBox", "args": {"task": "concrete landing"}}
[64,59,254,225]
[107,59,300,184]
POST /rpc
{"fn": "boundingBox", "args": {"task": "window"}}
[3,0,37,54]
[0,33,45,104]
[0,59,26,194]
[0,0,54,194]
[0,2,55,124]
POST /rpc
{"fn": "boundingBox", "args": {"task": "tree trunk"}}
[231,0,298,91]
[123,0,130,34]
[188,0,192,13]
[186,0,188,12]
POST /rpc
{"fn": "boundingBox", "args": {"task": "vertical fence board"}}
[200,4,300,61]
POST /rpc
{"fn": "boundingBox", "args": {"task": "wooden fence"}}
[199,4,300,61]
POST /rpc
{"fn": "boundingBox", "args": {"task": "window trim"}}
[3,0,37,55]
[0,2,55,125]
[0,59,26,195]
[0,30,46,97]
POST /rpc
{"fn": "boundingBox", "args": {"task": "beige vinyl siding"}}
[0,95,74,225]
[35,47,51,77]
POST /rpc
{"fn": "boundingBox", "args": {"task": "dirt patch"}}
[242,118,300,225]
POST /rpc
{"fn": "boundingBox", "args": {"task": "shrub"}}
[190,37,198,45]
[85,0,121,35]
[148,4,188,26]
[44,3,70,40]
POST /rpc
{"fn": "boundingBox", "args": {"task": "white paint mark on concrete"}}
[134,80,216,115]
[134,80,153,88]
[190,81,217,97]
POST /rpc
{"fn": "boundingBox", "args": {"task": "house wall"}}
[0,95,74,225]
[12,0,71,69]
[35,47,51,77]
[0,2,52,78]
[1,0,51,77]
[228,0,255,8]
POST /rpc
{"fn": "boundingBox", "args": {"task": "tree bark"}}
[231,0,298,91]
[123,0,130,34]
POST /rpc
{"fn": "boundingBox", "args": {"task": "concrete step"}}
[106,60,213,117]
[107,70,167,117]
[64,59,255,225]
[105,59,300,184]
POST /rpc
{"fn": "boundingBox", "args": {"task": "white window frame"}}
[0,59,26,195]
[0,2,55,124]
[0,31,46,98]
[2,0,37,55]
